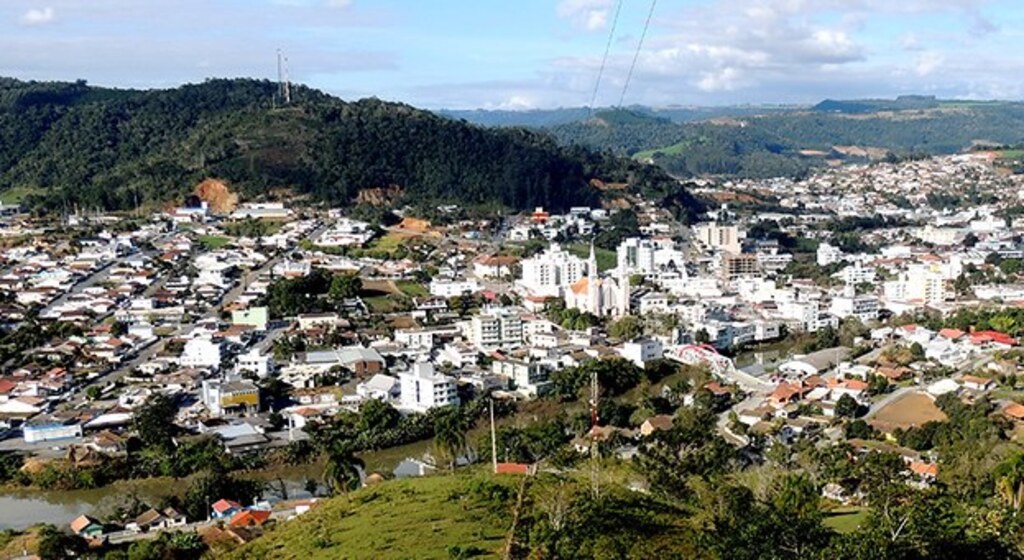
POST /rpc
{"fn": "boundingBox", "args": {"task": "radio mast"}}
[276,49,291,105]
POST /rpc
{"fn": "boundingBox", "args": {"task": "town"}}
[2,151,1024,555]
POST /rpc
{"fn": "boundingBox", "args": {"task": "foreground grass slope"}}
[230,475,513,559]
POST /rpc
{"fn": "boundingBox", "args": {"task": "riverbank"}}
[0,439,434,530]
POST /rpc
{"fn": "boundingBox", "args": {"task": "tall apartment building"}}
[399,362,459,413]
[694,222,743,254]
[517,243,587,297]
[469,307,523,350]
[616,237,657,275]
[720,253,761,281]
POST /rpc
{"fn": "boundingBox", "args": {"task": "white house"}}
[356,374,401,401]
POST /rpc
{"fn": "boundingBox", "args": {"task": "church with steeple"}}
[563,242,630,317]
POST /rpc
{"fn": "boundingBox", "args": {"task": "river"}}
[0,439,434,530]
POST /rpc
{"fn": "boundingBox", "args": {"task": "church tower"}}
[617,265,630,317]
[588,240,600,315]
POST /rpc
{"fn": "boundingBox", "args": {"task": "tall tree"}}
[322,443,364,497]
[433,406,470,472]
[133,393,178,453]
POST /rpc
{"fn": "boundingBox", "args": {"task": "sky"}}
[1,0,1023,110]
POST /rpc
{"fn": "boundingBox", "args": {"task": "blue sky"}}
[1,0,1022,109]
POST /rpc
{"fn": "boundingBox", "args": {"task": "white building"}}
[399,363,459,413]
[619,338,664,367]
[429,279,481,298]
[469,308,523,350]
[617,238,657,275]
[517,243,587,297]
[830,293,880,323]
[237,349,273,378]
[317,218,375,247]
[395,328,436,350]
[356,374,400,401]
[885,263,946,305]
[180,338,222,369]
[817,243,843,267]
[564,244,629,318]
[491,359,551,398]
[834,263,876,285]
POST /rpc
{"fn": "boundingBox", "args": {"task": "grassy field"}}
[633,141,690,160]
[0,186,45,205]
[229,475,512,559]
[998,149,1024,160]
[568,243,616,272]
[198,235,233,249]
[395,281,428,298]
[363,295,401,314]
[824,506,869,534]
[369,232,409,253]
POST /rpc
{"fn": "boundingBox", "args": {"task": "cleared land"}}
[869,392,947,432]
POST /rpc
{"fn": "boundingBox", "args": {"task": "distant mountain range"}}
[443,97,1024,180]
[441,104,802,128]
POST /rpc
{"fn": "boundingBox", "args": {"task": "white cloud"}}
[19,7,55,26]
[914,52,944,76]
[326,0,352,8]
[557,0,612,32]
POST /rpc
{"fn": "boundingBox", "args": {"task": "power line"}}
[587,0,623,118]
[617,0,657,108]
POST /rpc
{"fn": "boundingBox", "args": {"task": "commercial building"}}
[201,378,260,416]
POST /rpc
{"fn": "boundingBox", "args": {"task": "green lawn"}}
[824,506,868,534]
[230,475,511,559]
[568,243,617,272]
[396,281,429,298]
[364,295,400,313]
[198,235,233,249]
[0,186,44,205]
[998,149,1024,160]
[369,233,407,253]
[633,141,690,160]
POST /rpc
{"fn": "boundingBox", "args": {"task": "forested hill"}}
[0,77,694,214]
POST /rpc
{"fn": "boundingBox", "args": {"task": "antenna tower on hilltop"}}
[277,49,292,105]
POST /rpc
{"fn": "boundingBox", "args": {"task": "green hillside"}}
[225,473,691,559]
[0,77,695,215]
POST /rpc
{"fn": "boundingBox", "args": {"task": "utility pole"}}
[490,397,498,474]
[590,369,600,498]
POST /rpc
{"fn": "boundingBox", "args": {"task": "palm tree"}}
[995,452,1024,514]
[433,407,470,472]
[322,443,364,497]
